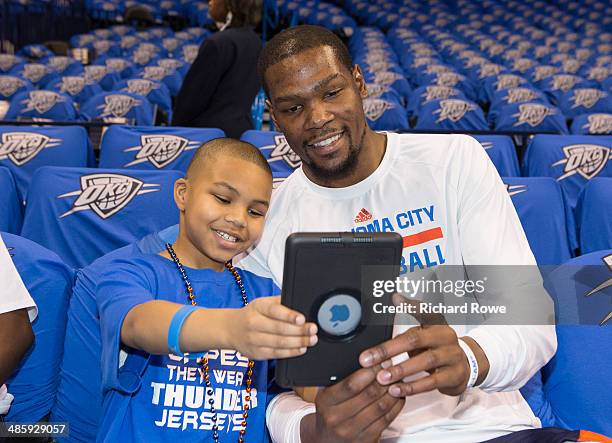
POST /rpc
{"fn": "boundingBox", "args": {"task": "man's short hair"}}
[186,138,272,179]
[227,0,262,28]
[257,25,354,97]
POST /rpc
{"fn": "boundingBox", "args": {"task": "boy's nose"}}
[224,211,246,228]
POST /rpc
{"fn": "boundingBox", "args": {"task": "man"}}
[238,25,559,442]
[0,235,36,416]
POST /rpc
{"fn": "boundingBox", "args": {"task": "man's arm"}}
[0,308,33,385]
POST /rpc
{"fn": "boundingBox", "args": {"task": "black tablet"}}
[276,232,403,387]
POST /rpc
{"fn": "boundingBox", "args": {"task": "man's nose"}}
[306,100,334,129]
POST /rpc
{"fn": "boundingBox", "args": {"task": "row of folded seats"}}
[0,125,610,269]
[0,25,208,123]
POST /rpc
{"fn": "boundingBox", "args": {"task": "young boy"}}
[95,138,318,442]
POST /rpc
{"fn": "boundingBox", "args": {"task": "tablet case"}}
[276,232,403,387]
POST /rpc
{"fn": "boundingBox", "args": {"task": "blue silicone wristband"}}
[168,305,205,359]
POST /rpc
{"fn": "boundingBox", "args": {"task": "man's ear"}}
[353,64,368,98]
[174,178,188,212]
[265,98,280,130]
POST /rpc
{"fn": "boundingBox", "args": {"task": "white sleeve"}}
[266,392,316,443]
[453,136,556,392]
[0,236,37,321]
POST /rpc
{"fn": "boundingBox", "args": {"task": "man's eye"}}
[326,89,341,98]
[285,105,302,113]
[214,195,230,204]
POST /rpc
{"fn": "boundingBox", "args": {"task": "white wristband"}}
[458,339,479,389]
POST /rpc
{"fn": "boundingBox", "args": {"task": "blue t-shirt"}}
[97,254,278,442]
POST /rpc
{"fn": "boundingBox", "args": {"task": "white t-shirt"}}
[238,133,556,443]
[0,235,37,415]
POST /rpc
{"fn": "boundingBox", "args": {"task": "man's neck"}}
[307,129,387,188]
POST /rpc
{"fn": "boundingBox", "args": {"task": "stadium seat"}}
[11,63,59,88]
[80,91,155,125]
[113,78,172,122]
[1,232,73,423]
[473,135,520,177]
[0,125,94,198]
[540,250,612,436]
[502,177,576,265]
[98,125,225,171]
[363,97,410,130]
[83,65,122,91]
[47,76,104,106]
[415,98,488,131]
[4,90,79,122]
[50,225,177,443]
[0,75,33,102]
[20,166,181,268]
[0,167,23,234]
[406,85,466,119]
[240,130,302,188]
[575,178,612,254]
[570,113,612,135]
[42,56,84,77]
[493,102,568,134]
[522,135,612,210]
[136,65,182,96]
[558,88,612,119]
[0,54,26,74]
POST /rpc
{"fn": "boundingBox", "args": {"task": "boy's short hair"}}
[257,25,354,97]
[186,138,272,179]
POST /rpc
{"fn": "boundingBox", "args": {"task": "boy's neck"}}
[160,236,226,272]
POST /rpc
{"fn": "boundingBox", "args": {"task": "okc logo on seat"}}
[368,61,390,72]
[124,135,200,168]
[48,57,71,73]
[133,50,154,66]
[435,72,461,88]
[505,183,528,197]
[182,45,199,64]
[0,54,17,72]
[424,86,456,102]
[587,67,609,83]
[505,88,539,104]
[58,173,161,219]
[562,59,581,74]
[586,254,612,326]
[464,56,487,69]
[413,57,435,68]
[363,98,392,122]
[105,58,128,73]
[496,74,523,91]
[365,83,389,98]
[162,38,179,52]
[22,64,48,83]
[60,76,86,96]
[513,58,534,73]
[478,63,502,79]
[435,99,473,123]
[84,65,107,83]
[120,36,139,49]
[552,75,579,92]
[158,59,183,71]
[267,135,301,169]
[143,66,168,81]
[373,72,402,87]
[533,66,557,82]
[571,89,606,109]
[125,79,157,96]
[0,76,24,98]
[534,46,552,59]
[93,40,112,54]
[99,94,140,118]
[584,114,612,134]
[0,132,61,165]
[22,91,64,114]
[426,64,451,75]
[512,104,553,127]
[552,144,610,181]
[76,34,95,46]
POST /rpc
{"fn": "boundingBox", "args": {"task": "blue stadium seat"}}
[80,92,154,125]
[5,90,79,122]
[0,54,26,75]
[99,125,225,171]
[20,166,181,268]
[97,57,138,80]
[0,167,23,233]
[493,102,568,134]
[83,65,122,91]
[240,130,301,188]
[407,85,466,119]
[10,63,60,88]
[1,232,73,423]
[540,250,612,436]
[558,88,612,119]
[570,113,612,135]
[0,75,33,102]
[136,65,182,96]
[575,178,612,254]
[42,56,84,77]
[114,78,172,121]
[17,44,53,59]
[473,135,520,177]
[0,126,93,198]
[46,76,104,106]
[51,226,177,443]
[363,97,410,130]
[415,98,488,130]
[502,177,576,265]
[522,135,612,211]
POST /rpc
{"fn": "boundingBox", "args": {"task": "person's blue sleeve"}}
[96,257,155,395]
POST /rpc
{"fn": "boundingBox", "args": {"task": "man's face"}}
[265,46,369,182]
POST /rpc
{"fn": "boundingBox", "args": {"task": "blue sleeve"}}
[96,258,155,395]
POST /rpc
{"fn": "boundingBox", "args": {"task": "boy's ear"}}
[174,178,188,211]
[266,98,280,130]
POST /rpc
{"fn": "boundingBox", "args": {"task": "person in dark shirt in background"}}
[173,0,262,138]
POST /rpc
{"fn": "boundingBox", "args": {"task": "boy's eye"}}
[248,209,264,217]
[214,195,230,204]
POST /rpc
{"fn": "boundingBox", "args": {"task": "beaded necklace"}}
[165,243,254,443]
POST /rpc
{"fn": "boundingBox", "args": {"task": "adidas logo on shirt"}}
[354,208,373,223]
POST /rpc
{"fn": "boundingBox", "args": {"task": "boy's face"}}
[176,156,272,270]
